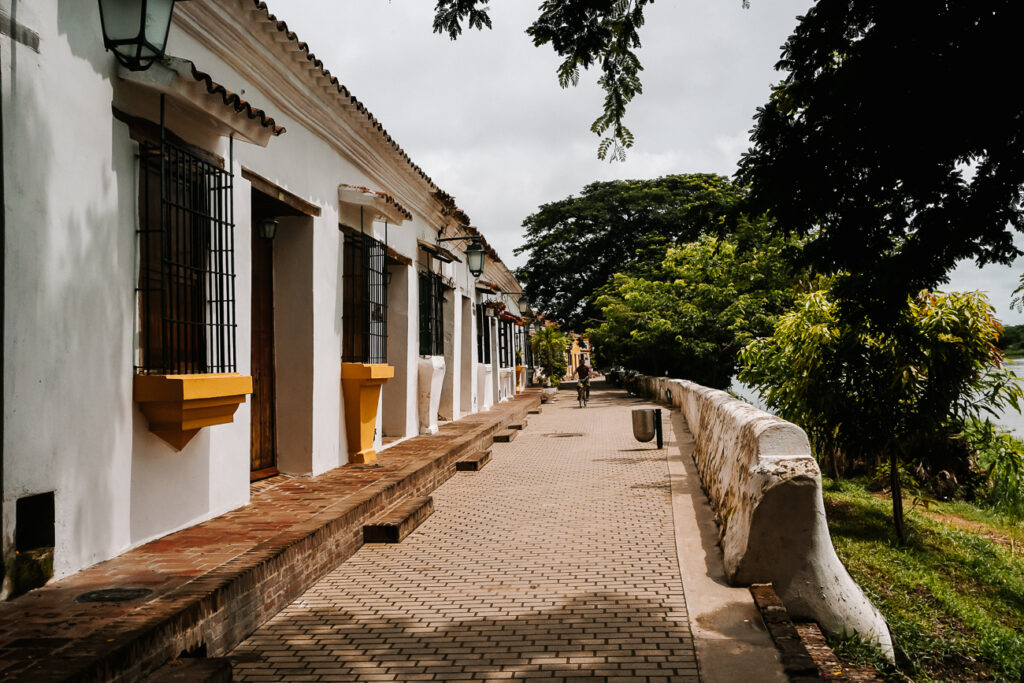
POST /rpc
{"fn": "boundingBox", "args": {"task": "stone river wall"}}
[638,376,894,657]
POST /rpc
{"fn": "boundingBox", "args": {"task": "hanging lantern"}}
[98,0,177,72]
[259,218,279,240]
[465,238,485,278]
[517,296,530,315]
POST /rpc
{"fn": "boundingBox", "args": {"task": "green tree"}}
[737,1,1024,322]
[739,285,1022,542]
[515,173,745,330]
[996,324,1024,358]
[530,324,569,384]
[588,225,800,389]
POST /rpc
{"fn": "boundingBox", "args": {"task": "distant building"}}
[564,334,594,378]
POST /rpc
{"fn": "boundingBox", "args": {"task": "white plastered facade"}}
[0,0,526,582]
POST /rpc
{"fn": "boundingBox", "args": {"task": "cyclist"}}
[575,361,592,402]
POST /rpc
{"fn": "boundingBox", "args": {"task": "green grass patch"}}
[822,478,1024,681]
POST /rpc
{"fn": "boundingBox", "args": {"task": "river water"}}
[729,358,1024,438]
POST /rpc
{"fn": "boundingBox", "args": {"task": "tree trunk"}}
[890,450,906,544]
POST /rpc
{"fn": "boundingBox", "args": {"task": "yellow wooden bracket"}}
[134,373,253,450]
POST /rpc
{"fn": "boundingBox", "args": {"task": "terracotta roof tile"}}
[188,62,285,136]
[250,1,437,190]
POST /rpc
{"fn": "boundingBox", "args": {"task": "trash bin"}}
[632,408,657,442]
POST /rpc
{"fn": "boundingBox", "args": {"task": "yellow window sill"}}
[134,373,253,450]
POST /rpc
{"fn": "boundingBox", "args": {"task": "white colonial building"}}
[0,0,529,589]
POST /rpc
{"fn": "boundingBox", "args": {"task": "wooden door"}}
[250,222,277,479]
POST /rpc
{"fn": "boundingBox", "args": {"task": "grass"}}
[821,478,1024,682]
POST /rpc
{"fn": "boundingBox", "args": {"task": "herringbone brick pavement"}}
[231,384,699,681]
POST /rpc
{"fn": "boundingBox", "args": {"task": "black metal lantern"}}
[465,238,486,278]
[517,296,530,315]
[98,0,177,71]
[259,218,278,240]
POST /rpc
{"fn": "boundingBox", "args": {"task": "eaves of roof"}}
[246,1,437,192]
[338,183,414,222]
[188,61,285,136]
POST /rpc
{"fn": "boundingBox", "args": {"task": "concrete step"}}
[142,657,232,683]
[509,420,527,430]
[493,430,518,443]
[363,496,435,543]
[455,450,491,471]
[527,408,541,415]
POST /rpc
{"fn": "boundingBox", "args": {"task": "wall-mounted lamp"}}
[465,239,485,277]
[259,218,279,240]
[98,0,177,72]
[438,234,486,278]
[517,296,530,316]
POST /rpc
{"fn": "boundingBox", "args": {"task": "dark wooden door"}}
[250,222,277,478]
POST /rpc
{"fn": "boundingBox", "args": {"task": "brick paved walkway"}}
[232,384,699,681]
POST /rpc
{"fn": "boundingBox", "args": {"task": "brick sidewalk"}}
[231,384,699,682]
[0,392,538,682]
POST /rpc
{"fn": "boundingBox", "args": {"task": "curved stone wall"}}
[639,376,894,657]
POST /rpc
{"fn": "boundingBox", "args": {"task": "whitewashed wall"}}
[1,0,512,582]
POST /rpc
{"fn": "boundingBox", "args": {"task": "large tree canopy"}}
[737,1,1024,321]
[589,226,800,389]
[514,173,745,330]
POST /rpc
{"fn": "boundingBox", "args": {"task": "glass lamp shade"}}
[517,297,530,315]
[259,219,279,240]
[98,0,176,71]
[465,240,485,277]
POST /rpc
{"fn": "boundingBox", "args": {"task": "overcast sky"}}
[263,0,1024,325]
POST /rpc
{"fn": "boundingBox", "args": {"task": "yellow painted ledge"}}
[134,373,253,450]
[341,362,394,464]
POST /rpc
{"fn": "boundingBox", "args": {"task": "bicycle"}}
[576,377,590,407]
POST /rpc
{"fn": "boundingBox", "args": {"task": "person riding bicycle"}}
[575,361,591,398]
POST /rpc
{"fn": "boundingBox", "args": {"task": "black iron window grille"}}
[419,271,445,356]
[136,139,237,375]
[476,304,491,364]
[498,320,512,368]
[343,232,388,364]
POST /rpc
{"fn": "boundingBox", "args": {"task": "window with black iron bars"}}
[498,320,512,368]
[343,232,388,364]
[136,139,237,375]
[476,303,491,364]
[419,271,445,356]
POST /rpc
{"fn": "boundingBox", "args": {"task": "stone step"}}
[527,408,541,415]
[142,657,232,683]
[509,420,527,430]
[455,450,491,471]
[363,496,435,544]
[493,430,518,443]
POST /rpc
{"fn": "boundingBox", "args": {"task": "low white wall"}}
[639,376,893,657]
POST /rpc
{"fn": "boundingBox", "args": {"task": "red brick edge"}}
[749,583,820,681]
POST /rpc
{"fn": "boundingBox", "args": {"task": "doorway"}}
[249,187,310,480]
[250,197,278,480]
